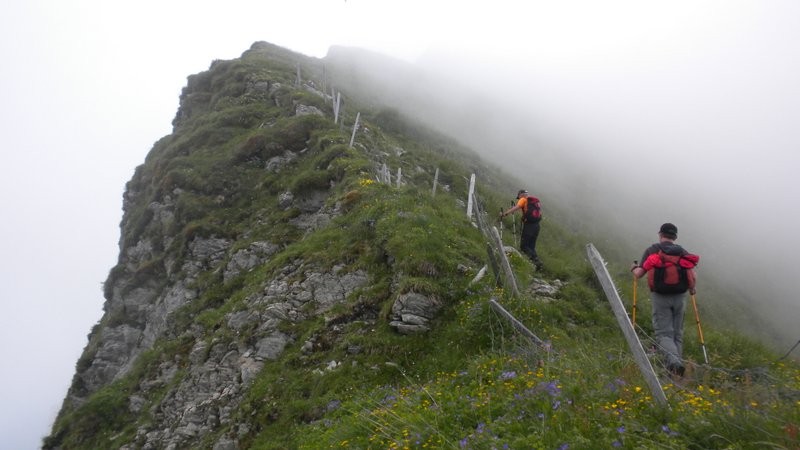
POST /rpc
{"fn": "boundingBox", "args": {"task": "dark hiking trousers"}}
[520,221,541,266]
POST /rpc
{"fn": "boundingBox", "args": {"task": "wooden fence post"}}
[334,92,341,124]
[489,299,549,351]
[349,112,361,148]
[432,168,439,197]
[586,243,669,407]
[491,226,520,297]
[467,174,476,218]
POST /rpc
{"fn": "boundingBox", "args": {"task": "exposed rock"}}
[254,332,290,360]
[278,191,294,209]
[389,292,442,334]
[266,150,297,172]
[224,241,280,282]
[295,104,324,116]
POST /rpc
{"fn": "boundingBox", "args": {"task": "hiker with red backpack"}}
[631,223,700,378]
[500,189,544,270]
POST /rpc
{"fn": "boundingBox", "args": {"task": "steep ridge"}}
[45,42,799,449]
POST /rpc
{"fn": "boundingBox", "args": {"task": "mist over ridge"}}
[324,36,799,352]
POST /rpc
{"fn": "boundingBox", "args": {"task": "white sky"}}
[1,1,799,448]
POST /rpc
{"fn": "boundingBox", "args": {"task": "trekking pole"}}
[631,260,638,325]
[498,208,504,239]
[690,294,709,364]
[510,201,516,239]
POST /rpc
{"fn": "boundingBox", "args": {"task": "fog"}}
[328,2,800,351]
[403,4,800,350]
[2,1,798,448]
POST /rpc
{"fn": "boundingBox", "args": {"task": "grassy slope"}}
[46,43,799,449]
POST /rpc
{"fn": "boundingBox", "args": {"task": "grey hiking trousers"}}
[651,291,687,369]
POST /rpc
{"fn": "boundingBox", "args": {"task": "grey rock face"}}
[389,292,442,334]
[223,241,280,283]
[295,104,324,117]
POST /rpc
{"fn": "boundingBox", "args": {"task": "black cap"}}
[659,223,678,238]
[517,189,528,197]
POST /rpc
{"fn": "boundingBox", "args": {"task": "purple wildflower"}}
[661,425,680,437]
[499,370,517,380]
[459,437,468,448]
[558,444,570,450]
[612,440,622,447]
[537,380,562,397]
[617,426,626,433]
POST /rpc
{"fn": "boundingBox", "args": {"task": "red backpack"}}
[645,250,699,294]
[522,196,542,223]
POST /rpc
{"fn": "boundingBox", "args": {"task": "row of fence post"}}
[300,62,666,407]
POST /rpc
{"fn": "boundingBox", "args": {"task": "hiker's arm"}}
[631,264,645,279]
[501,205,521,217]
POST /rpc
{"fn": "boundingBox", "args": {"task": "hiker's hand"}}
[689,288,696,295]
[499,212,505,219]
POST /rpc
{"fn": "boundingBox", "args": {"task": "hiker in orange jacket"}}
[501,189,543,270]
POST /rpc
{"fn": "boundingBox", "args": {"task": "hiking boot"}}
[668,363,685,378]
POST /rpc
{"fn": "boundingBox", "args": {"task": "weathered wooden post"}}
[489,299,549,351]
[396,168,402,187]
[334,92,341,124]
[586,243,669,407]
[491,226,520,297]
[467,174,476,218]
[349,112,360,148]
[432,168,439,197]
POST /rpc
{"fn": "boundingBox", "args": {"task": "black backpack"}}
[522,196,542,223]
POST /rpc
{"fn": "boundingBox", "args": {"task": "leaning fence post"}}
[334,92,341,124]
[586,243,669,407]
[467,174,476,218]
[491,226,520,297]
[349,112,361,148]
[489,299,550,351]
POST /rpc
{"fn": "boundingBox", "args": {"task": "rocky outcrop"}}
[389,291,442,334]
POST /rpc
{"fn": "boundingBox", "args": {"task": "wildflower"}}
[538,380,562,397]
[459,437,468,448]
[661,425,679,437]
[499,370,517,380]
[612,440,622,447]
[558,444,569,450]
[617,426,625,434]
[552,400,561,410]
